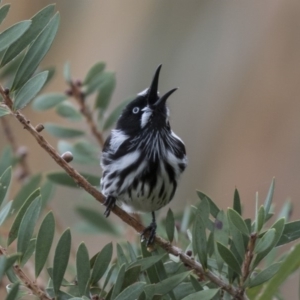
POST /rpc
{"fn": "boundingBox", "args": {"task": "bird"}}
[100,64,187,245]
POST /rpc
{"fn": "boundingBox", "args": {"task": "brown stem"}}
[0,86,248,300]
[69,81,105,147]
[0,246,51,300]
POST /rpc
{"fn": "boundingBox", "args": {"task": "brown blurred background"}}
[1,0,300,298]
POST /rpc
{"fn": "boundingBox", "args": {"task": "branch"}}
[0,86,248,300]
[67,80,105,147]
[0,246,51,300]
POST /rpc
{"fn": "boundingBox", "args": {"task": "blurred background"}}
[1,0,300,298]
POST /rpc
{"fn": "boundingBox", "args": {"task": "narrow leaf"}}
[21,238,36,266]
[256,205,265,233]
[117,243,128,267]
[95,72,116,111]
[0,146,12,176]
[227,208,249,236]
[115,282,146,300]
[1,4,55,67]
[44,123,84,138]
[0,4,10,26]
[264,178,275,217]
[0,21,31,52]
[111,263,126,300]
[276,220,300,246]
[11,13,60,91]
[254,229,276,254]
[182,288,219,300]
[83,61,105,85]
[129,253,167,272]
[76,243,90,296]
[55,101,82,121]
[17,198,42,257]
[233,188,242,215]
[35,211,55,277]
[13,71,48,110]
[90,242,113,285]
[0,166,11,206]
[249,263,281,288]
[76,206,119,235]
[0,105,10,117]
[53,229,71,295]
[216,242,241,275]
[0,201,12,226]
[122,266,141,290]
[32,93,67,110]
[63,61,71,83]
[8,190,40,245]
[166,208,175,243]
[47,171,100,188]
[5,282,19,300]
[196,190,220,218]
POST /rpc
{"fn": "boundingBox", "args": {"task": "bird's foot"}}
[141,221,157,246]
[104,196,116,218]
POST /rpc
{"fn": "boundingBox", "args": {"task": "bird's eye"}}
[132,107,140,114]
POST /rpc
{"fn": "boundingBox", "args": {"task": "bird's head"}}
[116,64,177,135]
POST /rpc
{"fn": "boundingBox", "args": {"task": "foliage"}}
[0,3,299,300]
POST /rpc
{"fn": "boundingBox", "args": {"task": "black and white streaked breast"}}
[101,125,187,213]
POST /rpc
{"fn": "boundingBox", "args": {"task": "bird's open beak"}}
[147,64,177,108]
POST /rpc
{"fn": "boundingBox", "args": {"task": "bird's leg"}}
[104,195,116,218]
[141,212,157,246]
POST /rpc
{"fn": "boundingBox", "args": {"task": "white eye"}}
[132,107,140,114]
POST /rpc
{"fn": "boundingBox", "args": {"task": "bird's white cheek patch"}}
[141,109,153,128]
[110,130,129,153]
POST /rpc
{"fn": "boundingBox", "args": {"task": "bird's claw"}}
[104,196,116,218]
[141,221,157,246]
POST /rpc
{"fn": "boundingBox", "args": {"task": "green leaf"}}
[63,61,71,83]
[55,101,82,121]
[216,242,241,275]
[276,220,300,246]
[115,282,146,300]
[264,178,275,217]
[35,211,55,277]
[0,201,12,226]
[0,256,6,281]
[5,253,20,271]
[76,206,119,236]
[228,217,245,261]
[17,198,42,257]
[95,72,116,111]
[44,123,84,138]
[21,238,36,266]
[129,253,167,271]
[254,229,276,254]
[0,166,11,206]
[5,282,19,300]
[249,263,281,288]
[11,13,60,91]
[11,173,41,213]
[90,242,113,285]
[144,271,191,298]
[13,71,48,110]
[166,208,175,243]
[257,243,300,300]
[0,105,10,117]
[233,188,242,215]
[40,180,55,208]
[256,205,265,233]
[227,208,249,236]
[192,209,207,268]
[103,98,132,130]
[47,171,100,187]
[1,5,55,67]
[196,190,220,218]
[76,243,90,296]
[111,264,126,300]
[8,190,40,245]
[117,243,128,267]
[53,228,71,295]
[214,210,229,272]
[197,197,211,230]
[122,265,141,290]
[83,61,106,85]
[0,20,31,52]
[32,93,67,110]
[181,288,219,300]
[0,4,10,26]
[0,146,12,176]
[101,263,116,297]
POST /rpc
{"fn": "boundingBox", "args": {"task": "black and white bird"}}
[100,65,187,245]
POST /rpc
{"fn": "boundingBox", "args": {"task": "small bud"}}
[61,151,73,163]
[35,124,44,132]
[4,88,9,95]
[75,79,82,87]
[17,146,28,158]
[186,250,192,257]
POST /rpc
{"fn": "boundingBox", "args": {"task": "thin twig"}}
[0,246,51,300]
[0,86,248,300]
[68,81,105,147]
